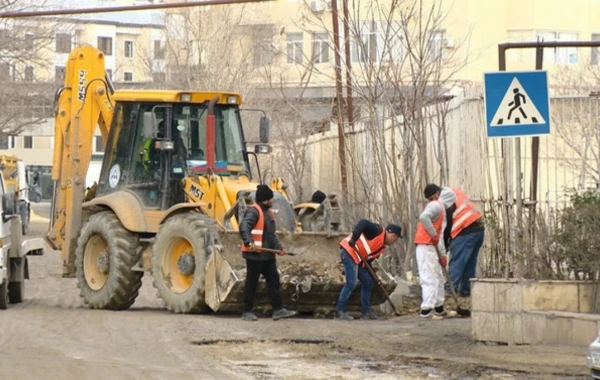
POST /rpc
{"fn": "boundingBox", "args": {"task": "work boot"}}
[272,308,297,320]
[241,312,258,321]
[434,305,447,317]
[335,311,354,321]
[361,312,378,320]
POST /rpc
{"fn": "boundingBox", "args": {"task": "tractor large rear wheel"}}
[152,212,218,313]
[75,211,143,310]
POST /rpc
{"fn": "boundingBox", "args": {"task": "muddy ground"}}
[0,203,590,379]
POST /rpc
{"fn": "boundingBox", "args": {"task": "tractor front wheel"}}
[151,212,219,314]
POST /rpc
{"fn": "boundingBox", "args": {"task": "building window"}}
[427,30,447,61]
[152,72,166,83]
[56,33,72,53]
[0,135,16,149]
[106,69,113,80]
[24,33,34,51]
[94,136,105,153]
[154,40,165,59]
[23,136,33,149]
[124,40,133,58]
[592,33,600,65]
[312,32,329,63]
[287,33,303,64]
[536,31,578,64]
[124,72,133,82]
[55,66,66,83]
[350,22,377,63]
[251,27,275,66]
[24,66,34,82]
[97,37,113,56]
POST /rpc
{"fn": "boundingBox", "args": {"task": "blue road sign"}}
[484,70,550,138]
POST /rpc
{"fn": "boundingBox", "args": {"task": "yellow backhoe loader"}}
[46,46,396,314]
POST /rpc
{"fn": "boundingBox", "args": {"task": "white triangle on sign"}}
[491,77,545,127]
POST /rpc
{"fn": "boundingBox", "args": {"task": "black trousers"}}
[243,258,282,312]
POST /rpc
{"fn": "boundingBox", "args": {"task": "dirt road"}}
[0,203,590,379]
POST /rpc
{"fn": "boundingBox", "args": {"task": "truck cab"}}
[0,171,44,309]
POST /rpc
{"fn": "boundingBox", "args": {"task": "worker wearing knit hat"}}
[239,184,296,322]
[255,184,274,203]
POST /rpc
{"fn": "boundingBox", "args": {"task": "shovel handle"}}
[255,247,298,256]
[433,244,459,305]
[352,248,401,316]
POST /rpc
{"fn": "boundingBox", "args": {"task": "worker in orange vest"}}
[415,184,449,318]
[336,220,402,320]
[438,186,485,298]
[239,184,297,322]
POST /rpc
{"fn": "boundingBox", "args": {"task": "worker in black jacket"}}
[337,219,402,320]
[239,184,297,321]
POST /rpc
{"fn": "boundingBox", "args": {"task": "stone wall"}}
[471,279,600,346]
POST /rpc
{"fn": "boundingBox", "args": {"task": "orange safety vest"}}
[450,188,482,239]
[241,204,275,253]
[414,200,445,245]
[339,229,386,265]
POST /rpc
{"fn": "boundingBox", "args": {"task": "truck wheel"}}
[0,281,8,309]
[75,211,143,310]
[152,212,218,313]
[8,281,24,303]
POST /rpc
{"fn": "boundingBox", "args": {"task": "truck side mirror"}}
[2,193,15,222]
[143,112,158,140]
[259,116,270,144]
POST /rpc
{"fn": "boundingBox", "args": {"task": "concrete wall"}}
[471,279,600,346]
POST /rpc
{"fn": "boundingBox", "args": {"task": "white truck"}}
[0,171,44,309]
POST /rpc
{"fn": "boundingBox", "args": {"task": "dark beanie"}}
[423,183,441,199]
[311,190,327,204]
[255,184,274,202]
[386,223,402,237]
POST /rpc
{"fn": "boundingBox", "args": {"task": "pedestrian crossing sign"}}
[484,70,550,138]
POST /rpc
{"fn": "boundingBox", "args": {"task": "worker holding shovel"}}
[415,184,450,319]
[335,220,403,321]
[239,184,297,322]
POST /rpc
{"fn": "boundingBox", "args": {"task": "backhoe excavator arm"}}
[46,46,115,276]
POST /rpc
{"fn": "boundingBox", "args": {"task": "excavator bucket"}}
[204,250,238,311]
[206,230,398,316]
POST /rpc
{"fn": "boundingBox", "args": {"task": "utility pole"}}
[330,0,348,197]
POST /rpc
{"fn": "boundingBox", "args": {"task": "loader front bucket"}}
[204,230,397,316]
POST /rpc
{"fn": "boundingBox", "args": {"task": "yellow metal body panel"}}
[83,191,147,232]
[293,202,319,211]
[111,91,242,105]
[184,174,262,229]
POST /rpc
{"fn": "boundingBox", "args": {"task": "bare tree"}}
[273,0,472,274]
[0,0,62,142]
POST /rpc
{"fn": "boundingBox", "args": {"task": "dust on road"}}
[0,203,589,379]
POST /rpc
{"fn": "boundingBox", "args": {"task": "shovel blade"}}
[204,251,238,312]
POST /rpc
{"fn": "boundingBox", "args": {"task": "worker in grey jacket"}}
[414,184,450,318]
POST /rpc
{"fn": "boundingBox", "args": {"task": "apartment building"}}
[0,0,166,183]
[168,0,600,87]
